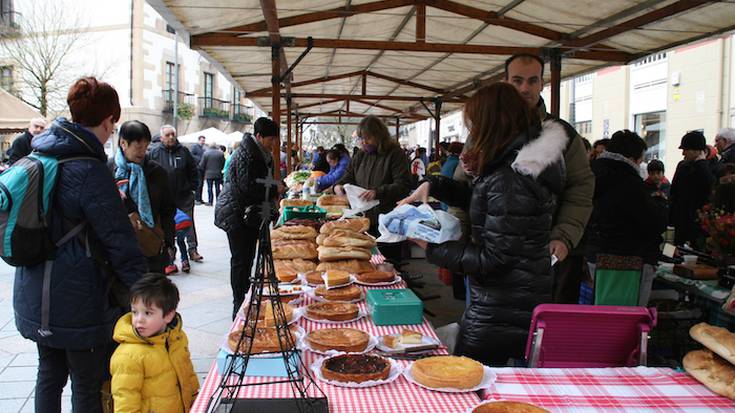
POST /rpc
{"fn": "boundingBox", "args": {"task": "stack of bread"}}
[683,322,735,400]
[316,195,350,218]
[316,217,377,273]
[279,198,313,214]
[272,225,319,282]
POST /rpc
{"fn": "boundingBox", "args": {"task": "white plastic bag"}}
[376,203,461,244]
[342,184,380,217]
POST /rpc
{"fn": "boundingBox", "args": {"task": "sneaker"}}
[181,260,191,273]
[164,264,178,275]
[189,250,204,262]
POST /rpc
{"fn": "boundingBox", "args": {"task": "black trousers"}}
[195,169,205,202]
[35,343,109,413]
[227,229,258,319]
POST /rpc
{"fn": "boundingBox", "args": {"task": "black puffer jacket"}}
[214,135,276,233]
[146,141,198,209]
[426,121,567,366]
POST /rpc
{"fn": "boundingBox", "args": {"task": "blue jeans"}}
[176,228,190,262]
[206,178,222,204]
[35,343,109,413]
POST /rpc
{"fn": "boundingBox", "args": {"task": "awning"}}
[0,88,42,133]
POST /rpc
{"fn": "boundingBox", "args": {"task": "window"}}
[233,87,241,114]
[575,121,592,137]
[164,62,175,102]
[1,0,14,25]
[635,111,666,162]
[633,52,667,67]
[0,66,12,92]
[203,72,213,108]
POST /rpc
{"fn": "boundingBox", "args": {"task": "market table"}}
[481,366,735,413]
[190,278,482,413]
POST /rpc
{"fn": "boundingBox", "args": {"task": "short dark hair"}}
[647,159,665,173]
[254,117,278,138]
[118,120,151,147]
[326,149,341,161]
[332,143,348,155]
[593,138,611,149]
[129,273,180,315]
[608,130,647,160]
[505,53,545,80]
[67,77,121,127]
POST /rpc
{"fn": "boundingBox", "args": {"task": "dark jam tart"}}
[320,354,391,383]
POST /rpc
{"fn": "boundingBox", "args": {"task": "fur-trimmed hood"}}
[510,120,568,194]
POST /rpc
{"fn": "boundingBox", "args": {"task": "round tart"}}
[356,271,395,283]
[305,270,326,285]
[315,284,362,301]
[255,301,294,327]
[324,270,351,286]
[276,268,298,283]
[307,328,370,353]
[228,324,297,354]
[411,355,484,389]
[306,301,359,321]
[472,402,550,413]
[321,354,390,383]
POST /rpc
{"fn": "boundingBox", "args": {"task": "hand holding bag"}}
[129,211,164,257]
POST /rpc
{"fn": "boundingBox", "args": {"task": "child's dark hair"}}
[129,273,180,315]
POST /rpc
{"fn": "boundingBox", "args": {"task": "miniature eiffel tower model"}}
[206,171,328,413]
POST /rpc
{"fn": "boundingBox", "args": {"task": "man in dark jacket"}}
[190,135,206,204]
[215,117,280,318]
[7,117,46,164]
[714,127,735,178]
[670,131,715,248]
[147,125,203,262]
[200,142,226,206]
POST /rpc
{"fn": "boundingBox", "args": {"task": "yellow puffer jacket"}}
[110,313,199,413]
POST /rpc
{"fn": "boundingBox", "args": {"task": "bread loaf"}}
[273,242,318,259]
[683,349,735,400]
[318,246,372,262]
[317,229,376,248]
[280,199,313,209]
[274,258,316,274]
[271,225,317,240]
[690,323,735,366]
[317,260,375,274]
[319,218,370,235]
[317,195,350,207]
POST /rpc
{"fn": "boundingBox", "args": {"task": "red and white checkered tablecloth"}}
[481,366,735,413]
[190,280,481,413]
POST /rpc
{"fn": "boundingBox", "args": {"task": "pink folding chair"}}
[525,304,657,368]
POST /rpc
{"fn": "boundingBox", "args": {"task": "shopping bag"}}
[376,203,461,244]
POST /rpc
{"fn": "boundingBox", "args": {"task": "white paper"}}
[377,203,461,244]
[375,333,440,353]
[299,333,379,355]
[402,364,497,393]
[310,355,403,388]
[221,325,306,357]
[342,184,380,217]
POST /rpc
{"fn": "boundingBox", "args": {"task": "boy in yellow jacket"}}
[110,274,199,412]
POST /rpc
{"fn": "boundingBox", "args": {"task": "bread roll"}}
[317,195,350,207]
[683,349,735,400]
[690,323,735,366]
[319,218,371,235]
[323,235,376,249]
[271,225,317,240]
[274,258,316,274]
[274,242,318,259]
[317,260,375,274]
[280,199,313,209]
[318,246,372,262]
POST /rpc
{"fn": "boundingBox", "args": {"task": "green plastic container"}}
[366,289,423,325]
[282,205,327,222]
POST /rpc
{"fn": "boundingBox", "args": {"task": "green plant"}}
[233,112,251,123]
[202,107,228,119]
[176,103,194,120]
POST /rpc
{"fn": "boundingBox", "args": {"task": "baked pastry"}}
[271,225,317,240]
[401,329,423,345]
[255,300,294,326]
[305,270,326,285]
[683,349,735,400]
[307,328,370,353]
[276,268,299,283]
[317,195,350,207]
[322,232,376,249]
[315,284,362,302]
[319,218,371,235]
[690,323,735,365]
[383,335,400,349]
[324,270,351,287]
[280,199,313,209]
[355,271,395,283]
[322,205,346,218]
[317,260,375,274]
[318,246,371,262]
[273,241,318,260]
[228,324,298,354]
[321,354,390,383]
[472,401,550,413]
[306,301,359,321]
[275,258,317,274]
[411,356,484,389]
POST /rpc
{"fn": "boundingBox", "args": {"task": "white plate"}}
[262,284,312,297]
[307,287,365,304]
[310,355,403,388]
[354,274,402,287]
[300,273,357,288]
[375,333,441,353]
[237,303,304,325]
[221,325,306,357]
[302,308,368,324]
[299,332,379,355]
[402,364,496,393]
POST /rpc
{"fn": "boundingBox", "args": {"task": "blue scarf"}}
[114,150,155,228]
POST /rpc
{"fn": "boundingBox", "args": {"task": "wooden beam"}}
[351,98,403,113]
[564,0,711,49]
[303,121,400,126]
[366,70,443,94]
[296,111,427,120]
[297,98,343,110]
[361,72,367,95]
[249,70,363,95]
[416,2,426,43]
[549,49,561,117]
[249,92,465,102]
[262,0,284,178]
[286,95,292,172]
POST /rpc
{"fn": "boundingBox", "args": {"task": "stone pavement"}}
[0,203,464,412]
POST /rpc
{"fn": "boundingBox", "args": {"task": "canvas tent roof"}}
[0,88,42,132]
[177,127,233,145]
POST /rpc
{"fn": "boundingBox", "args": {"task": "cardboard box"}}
[366,289,423,325]
[216,349,299,377]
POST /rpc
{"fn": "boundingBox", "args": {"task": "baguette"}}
[322,235,376,249]
[271,225,317,240]
[683,349,735,400]
[316,259,375,274]
[319,218,371,235]
[317,195,350,207]
[280,199,313,209]
[318,246,372,262]
[690,323,735,366]
[273,242,318,260]
[274,258,316,274]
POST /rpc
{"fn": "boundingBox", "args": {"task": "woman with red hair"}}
[13,77,147,413]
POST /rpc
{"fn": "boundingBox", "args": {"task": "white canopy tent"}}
[176,127,233,145]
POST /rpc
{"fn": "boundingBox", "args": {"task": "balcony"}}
[0,11,21,36]
[232,104,252,124]
[162,89,195,117]
[198,97,230,120]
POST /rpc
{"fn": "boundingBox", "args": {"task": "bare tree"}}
[0,1,91,117]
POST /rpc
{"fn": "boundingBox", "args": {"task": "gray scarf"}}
[597,150,640,173]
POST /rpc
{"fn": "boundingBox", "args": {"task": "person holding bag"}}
[114,120,176,273]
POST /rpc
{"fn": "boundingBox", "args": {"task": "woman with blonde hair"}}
[400,82,567,365]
